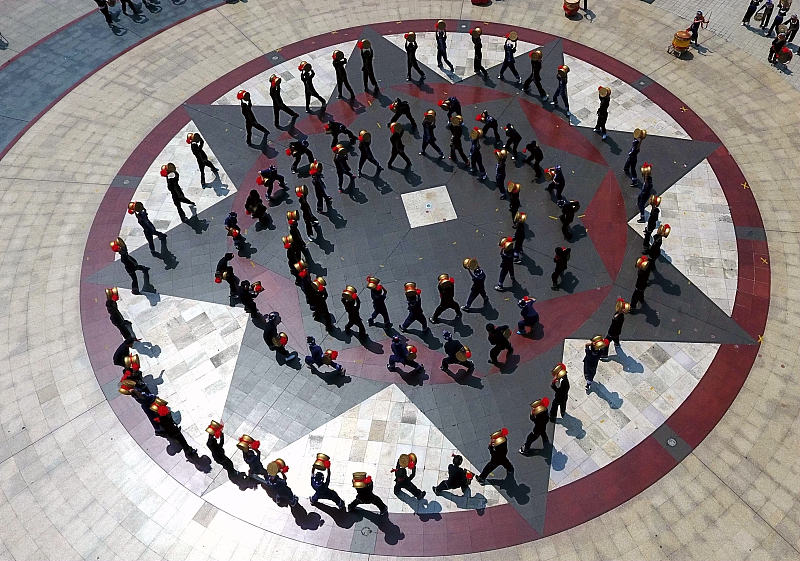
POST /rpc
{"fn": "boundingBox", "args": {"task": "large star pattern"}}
[88,29,752,533]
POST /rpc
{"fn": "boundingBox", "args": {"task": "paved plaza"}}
[0,1,799,560]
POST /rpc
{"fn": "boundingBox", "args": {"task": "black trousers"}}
[336,76,355,98]
[336,167,354,190]
[302,215,316,237]
[504,137,521,155]
[143,228,166,252]
[305,86,326,109]
[363,67,378,90]
[499,60,519,79]
[595,111,608,134]
[489,339,513,364]
[465,286,487,308]
[292,151,313,172]
[369,303,390,325]
[197,158,218,183]
[523,155,543,178]
[524,427,549,449]
[432,300,461,321]
[111,319,136,341]
[401,309,427,331]
[345,313,366,335]
[552,264,567,286]
[631,287,645,308]
[407,57,425,79]
[560,216,573,240]
[434,478,468,494]
[395,479,424,499]
[482,121,500,140]
[442,356,471,370]
[478,456,513,479]
[273,103,298,125]
[265,174,286,198]
[98,4,113,24]
[550,397,566,421]
[450,142,468,165]
[359,150,380,173]
[437,48,454,69]
[474,53,487,76]
[349,493,387,512]
[388,147,412,167]
[390,109,417,129]
[624,154,638,180]
[421,136,443,155]
[125,265,148,293]
[311,486,344,506]
[471,153,486,175]
[524,74,547,97]
[245,120,269,144]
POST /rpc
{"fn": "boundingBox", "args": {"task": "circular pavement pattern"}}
[79,21,769,556]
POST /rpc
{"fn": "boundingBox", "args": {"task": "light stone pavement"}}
[551,339,720,490]
[628,158,739,314]
[0,1,799,561]
[205,384,508,518]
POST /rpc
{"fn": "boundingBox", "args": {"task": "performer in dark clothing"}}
[523,139,544,179]
[605,298,629,351]
[387,335,423,373]
[498,33,520,81]
[486,323,513,366]
[130,202,166,253]
[114,240,150,294]
[430,274,461,322]
[433,454,472,495]
[516,296,539,335]
[519,399,550,453]
[471,27,489,78]
[388,123,412,168]
[359,39,379,93]
[310,161,333,213]
[332,49,356,98]
[551,246,571,289]
[469,128,487,179]
[447,115,469,166]
[440,330,474,372]
[310,464,345,509]
[477,428,514,482]
[366,275,391,327]
[523,49,547,99]
[594,86,611,139]
[288,139,314,173]
[503,123,522,158]
[238,90,269,144]
[404,32,426,81]
[400,284,428,333]
[357,130,382,176]
[462,261,488,310]
[257,165,287,200]
[333,144,355,193]
[388,97,417,130]
[420,110,444,157]
[298,61,327,112]
[631,256,652,310]
[325,119,358,148]
[269,74,299,126]
[435,23,455,72]
[558,199,580,241]
[393,455,425,499]
[163,163,195,221]
[106,288,136,340]
[550,368,570,421]
[348,473,387,515]
[341,286,366,337]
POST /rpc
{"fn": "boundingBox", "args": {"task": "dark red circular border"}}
[79,20,769,556]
